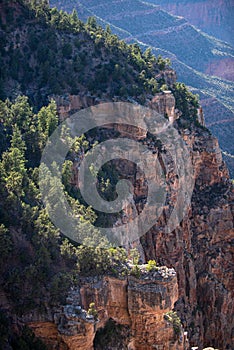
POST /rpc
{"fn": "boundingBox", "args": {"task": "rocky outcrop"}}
[27,322,69,350]
[197,107,205,127]
[28,268,186,350]
[29,311,95,350]
[127,273,181,349]
[112,124,233,348]
[149,90,181,122]
[52,94,97,120]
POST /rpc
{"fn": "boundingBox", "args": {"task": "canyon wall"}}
[150,0,234,81]
[112,101,233,348]
[153,0,234,46]
[140,127,234,348]
[108,108,233,348]
[64,91,233,348]
[29,270,186,350]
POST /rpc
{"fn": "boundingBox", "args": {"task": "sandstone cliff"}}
[28,268,186,350]
[55,89,233,348]
[140,127,234,348]
[109,110,234,348]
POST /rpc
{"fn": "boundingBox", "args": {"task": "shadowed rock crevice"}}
[93,318,131,350]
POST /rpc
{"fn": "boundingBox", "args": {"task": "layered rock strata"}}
[141,130,234,348]
[29,269,186,350]
[63,92,233,347]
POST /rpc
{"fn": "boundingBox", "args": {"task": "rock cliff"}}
[55,89,233,348]
[28,268,186,350]
[140,129,234,348]
[135,110,232,349]
[0,90,224,348]
[110,116,233,348]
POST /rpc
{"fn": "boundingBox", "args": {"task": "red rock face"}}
[53,95,97,120]
[28,274,185,350]
[53,87,233,348]
[127,275,180,350]
[149,90,181,122]
[80,275,185,350]
[141,128,234,348]
[29,320,95,350]
[86,109,233,348]
[70,118,233,347]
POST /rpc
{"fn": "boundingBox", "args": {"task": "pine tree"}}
[71,9,79,23]
[0,126,27,197]
[37,99,58,145]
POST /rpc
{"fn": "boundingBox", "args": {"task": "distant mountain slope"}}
[50,0,234,177]
[51,0,234,80]
[147,0,234,47]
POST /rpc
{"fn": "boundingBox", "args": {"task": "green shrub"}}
[87,302,98,320]
[164,311,182,336]
[129,248,140,265]
[146,259,157,272]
